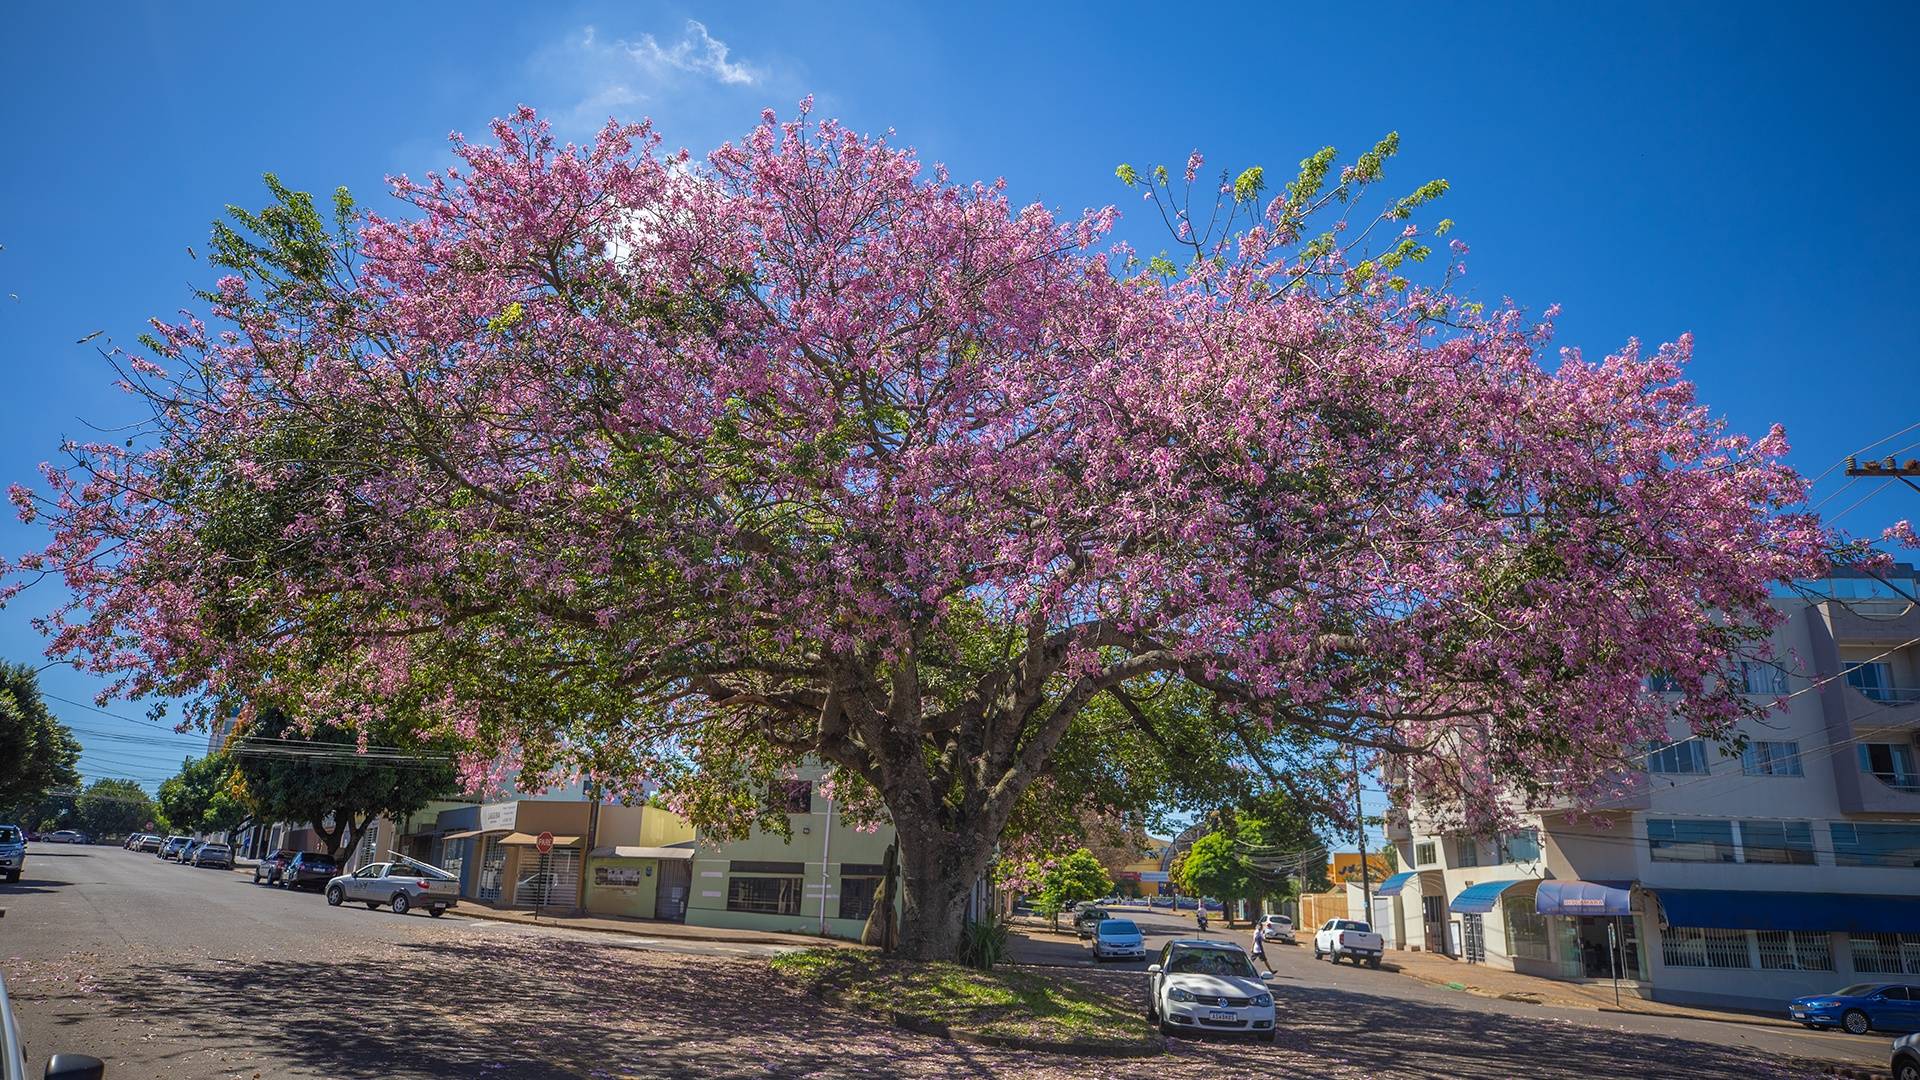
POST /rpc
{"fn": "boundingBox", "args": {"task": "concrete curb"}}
[803,984,1165,1058]
[452,904,861,950]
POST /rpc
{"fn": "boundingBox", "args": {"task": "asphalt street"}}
[0,848,1901,1079]
[1010,903,1899,1075]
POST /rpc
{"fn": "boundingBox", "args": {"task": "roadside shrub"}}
[957,914,1010,971]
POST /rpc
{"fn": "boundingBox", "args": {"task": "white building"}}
[1377,566,1920,1012]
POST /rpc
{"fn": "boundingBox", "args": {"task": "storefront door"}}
[1576,917,1642,980]
[1463,913,1486,963]
[657,859,691,921]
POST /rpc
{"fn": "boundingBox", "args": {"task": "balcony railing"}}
[1849,685,1920,705]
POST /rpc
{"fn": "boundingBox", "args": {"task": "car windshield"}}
[0,827,19,843]
[1100,920,1139,935]
[1168,948,1256,978]
[1831,984,1881,997]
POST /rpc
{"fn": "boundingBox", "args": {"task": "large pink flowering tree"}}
[8,105,1834,957]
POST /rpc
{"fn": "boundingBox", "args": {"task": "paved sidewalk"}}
[1382,949,1799,1030]
[453,903,867,949]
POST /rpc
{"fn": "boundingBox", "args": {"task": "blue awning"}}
[1653,889,1920,934]
[1375,872,1416,897]
[1537,880,1634,917]
[1449,879,1530,914]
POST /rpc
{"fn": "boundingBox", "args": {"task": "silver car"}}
[0,826,23,884]
[324,855,458,917]
[3,968,105,1079]
[189,843,232,869]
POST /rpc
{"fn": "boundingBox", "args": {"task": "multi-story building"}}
[1376,566,1920,1011]
[682,764,904,940]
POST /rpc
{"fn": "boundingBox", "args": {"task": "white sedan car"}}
[1256,914,1295,943]
[1145,939,1277,1042]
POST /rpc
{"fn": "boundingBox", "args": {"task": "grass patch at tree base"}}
[770,948,1159,1055]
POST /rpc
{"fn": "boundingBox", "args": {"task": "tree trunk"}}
[894,819,997,962]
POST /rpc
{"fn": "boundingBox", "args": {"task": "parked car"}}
[1789,983,1920,1035]
[253,849,299,885]
[280,852,341,891]
[181,840,210,864]
[1894,1031,1918,1080]
[1256,914,1295,944]
[1093,917,1147,962]
[157,836,191,860]
[134,834,163,853]
[1073,905,1112,938]
[1144,939,1276,1042]
[189,843,232,870]
[1314,918,1383,968]
[0,826,23,884]
[2,969,107,1080]
[120,834,143,850]
[324,855,458,917]
[42,830,89,845]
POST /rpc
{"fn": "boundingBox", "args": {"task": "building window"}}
[1414,841,1438,867]
[1500,829,1542,864]
[771,780,814,814]
[1502,894,1550,961]
[1739,661,1789,695]
[1647,739,1709,775]
[1756,931,1834,971]
[1647,819,1737,863]
[1454,837,1480,868]
[1830,822,1920,867]
[1858,743,1920,792]
[1847,933,1920,975]
[727,860,805,915]
[1740,741,1803,777]
[837,863,888,922]
[1662,927,1752,968]
[1737,820,1817,865]
[1844,661,1893,702]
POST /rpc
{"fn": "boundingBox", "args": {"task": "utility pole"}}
[584,779,601,912]
[1353,745,1373,921]
[818,786,834,936]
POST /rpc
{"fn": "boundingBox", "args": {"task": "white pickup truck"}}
[1314,918,1383,968]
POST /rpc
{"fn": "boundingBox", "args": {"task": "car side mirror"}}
[1145,964,1161,974]
[1259,970,1275,981]
[45,1053,107,1080]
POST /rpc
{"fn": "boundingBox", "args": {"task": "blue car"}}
[1789,983,1920,1035]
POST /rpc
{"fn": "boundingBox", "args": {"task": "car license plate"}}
[1208,1010,1236,1021]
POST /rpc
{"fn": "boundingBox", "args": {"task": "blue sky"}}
[2,3,1916,831]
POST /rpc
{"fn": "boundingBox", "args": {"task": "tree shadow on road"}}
[78,936,1029,1080]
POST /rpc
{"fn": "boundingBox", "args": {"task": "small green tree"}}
[156,753,249,835]
[74,778,154,837]
[1027,848,1114,931]
[1173,831,1252,915]
[0,662,81,812]
[229,710,459,860]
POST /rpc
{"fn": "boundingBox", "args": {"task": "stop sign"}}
[536,831,554,854]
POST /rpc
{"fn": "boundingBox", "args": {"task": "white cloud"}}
[622,20,758,87]
[533,23,765,137]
